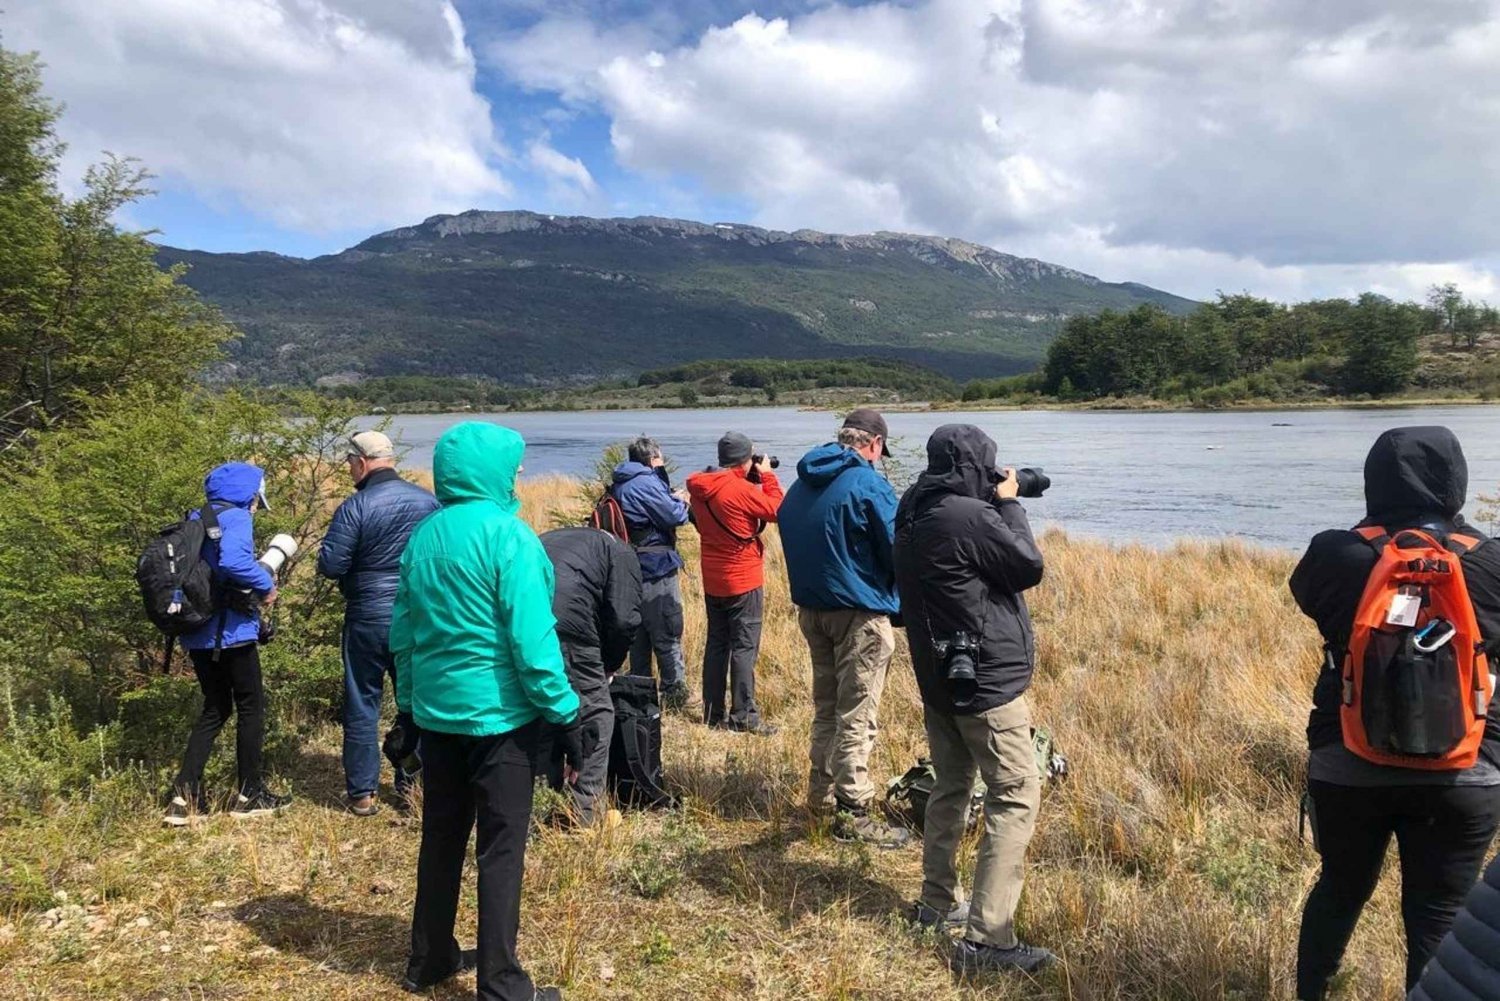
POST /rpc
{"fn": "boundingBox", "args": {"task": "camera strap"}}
[702,496,763,549]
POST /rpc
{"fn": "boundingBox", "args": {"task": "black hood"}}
[898,424,997,525]
[1362,425,1467,523]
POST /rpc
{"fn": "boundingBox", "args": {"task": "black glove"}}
[557,719,587,775]
[383,717,421,772]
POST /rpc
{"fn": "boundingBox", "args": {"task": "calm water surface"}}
[383,406,1500,549]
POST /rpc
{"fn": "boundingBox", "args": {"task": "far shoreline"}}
[349,393,1500,418]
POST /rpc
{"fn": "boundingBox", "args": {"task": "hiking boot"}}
[908,899,970,932]
[833,805,912,849]
[230,789,292,819]
[349,794,380,817]
[949,938,1057,976]
[717,719,780,737]
[162,794,207,828]
[660,684,689,712]
[401,949,478,993]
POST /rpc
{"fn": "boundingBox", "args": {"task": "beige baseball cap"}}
[347,430,396,460]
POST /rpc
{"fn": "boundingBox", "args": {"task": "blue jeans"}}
[342,618,417,799]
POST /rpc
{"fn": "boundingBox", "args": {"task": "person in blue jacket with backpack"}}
[612,437,692,709]
[164,461,292,826]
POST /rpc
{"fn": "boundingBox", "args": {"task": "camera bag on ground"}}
[608,673,676,808]
[884,726,1069,835]
[137,502,227,638]
[1338,526,1493,769]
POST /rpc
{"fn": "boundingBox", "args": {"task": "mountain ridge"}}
[155,208,1198,387]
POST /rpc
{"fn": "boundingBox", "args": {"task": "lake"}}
[381,406,1500,550]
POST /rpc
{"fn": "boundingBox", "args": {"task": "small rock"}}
[202,944,220,954]
[370,881,394,896]
[599,959,616,983]
[160,945,172,954]
[208,900,228,911]
[0,924,14,944]
[54,890,68,904]
[133,916,152,929]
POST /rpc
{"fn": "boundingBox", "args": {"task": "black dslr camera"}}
[933,631,980,708]
[747,454,780,484]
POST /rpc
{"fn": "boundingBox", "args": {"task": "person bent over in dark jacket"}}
[893,424,1053,975]
[612,437,691,709]
[317,430,439,814]
[1291,426,1500,1000]
[780,409,909,849]
[540,527,642,827]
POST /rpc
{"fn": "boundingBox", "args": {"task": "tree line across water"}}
[963,288,1500,406]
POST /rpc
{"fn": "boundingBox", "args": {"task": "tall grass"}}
[0,476,1416,999]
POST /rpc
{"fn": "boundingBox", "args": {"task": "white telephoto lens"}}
[259,533,299,573]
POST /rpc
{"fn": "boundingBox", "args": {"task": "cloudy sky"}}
[7,0,1500,302]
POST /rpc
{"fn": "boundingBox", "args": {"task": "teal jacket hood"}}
[434,422,524,512]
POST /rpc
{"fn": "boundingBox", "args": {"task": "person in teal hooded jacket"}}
[389,422,581,1001]
[779,409,910,850]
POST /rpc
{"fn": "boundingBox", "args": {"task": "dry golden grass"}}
[0,475,1420,999]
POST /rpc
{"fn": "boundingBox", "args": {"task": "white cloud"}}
[486,0,1500,300]
[527,138,601,201]
[6,0,508,232]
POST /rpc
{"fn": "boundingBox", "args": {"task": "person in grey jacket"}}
[317,431,439,814]
[1409,852,1500,1000]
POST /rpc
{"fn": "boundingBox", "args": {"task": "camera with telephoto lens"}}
[994,466,1050,498]
[226,534,298,640]
[933,631,980,708]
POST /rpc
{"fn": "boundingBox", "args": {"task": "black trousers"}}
[702,587,764,727]
[408,722,541,1001]
[1297,779,1500,999]
[173,643,265,798]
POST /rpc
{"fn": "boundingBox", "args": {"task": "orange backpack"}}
[1341,526,1494,770]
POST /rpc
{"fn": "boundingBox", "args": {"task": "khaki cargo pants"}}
[800,608,896,810]
[921,694,1041,949]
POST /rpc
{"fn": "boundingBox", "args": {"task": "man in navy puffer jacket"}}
[612,437,692,709]
[779,409,909,848]
[317,431,439,813]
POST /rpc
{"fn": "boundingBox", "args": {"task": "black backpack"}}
[608,674,676,808]
[137,503,224,641]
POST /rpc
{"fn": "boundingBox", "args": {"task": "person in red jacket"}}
[687,431,783,734]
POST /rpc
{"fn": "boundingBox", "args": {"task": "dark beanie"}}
[717,431,754,467]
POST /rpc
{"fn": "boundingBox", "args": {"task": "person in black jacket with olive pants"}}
[893,424,1053,976]
[1291,426,1500,999]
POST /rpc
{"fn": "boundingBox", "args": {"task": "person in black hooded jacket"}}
[893,424,1053,976]
[1290,426,1500,999]
[540,527,643,827]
